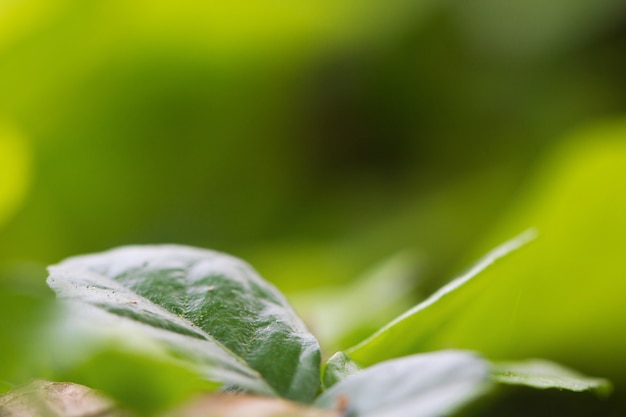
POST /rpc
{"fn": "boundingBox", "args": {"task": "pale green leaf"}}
[315,351,490,417]
[493,359,611,394]
[291,250,419,351]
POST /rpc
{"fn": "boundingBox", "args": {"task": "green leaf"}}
[315,351,490,417]
[415,127,626,384]
[290,250,420,352]
[343,230,536,366]
[0,125,31,229]
[54,347,219,415]
[493,359,612,394]
[322,352,360,390]
[0,264,52,392]
[47,245,321,402]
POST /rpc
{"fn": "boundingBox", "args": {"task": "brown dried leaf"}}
[1,383,340,417]
[166,393,341,417]
[0,380,126,417]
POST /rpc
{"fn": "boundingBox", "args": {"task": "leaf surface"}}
[315,351,490,417]
[167,393,340,417]
[493,359,612,394]
[47,245,321,402]
[291,250,419,352]
[322,352,360,390]
[427,130,626,384]
[0,268,53,393]
[0,125,31,228]
[344,231,535,366]
[0,380,122,417]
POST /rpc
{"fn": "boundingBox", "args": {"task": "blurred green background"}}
[2,0,626,415]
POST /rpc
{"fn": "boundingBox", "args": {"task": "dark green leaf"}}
[47,245,321,402]
[315,351,490,417]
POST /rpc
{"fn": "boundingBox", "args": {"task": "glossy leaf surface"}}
[316,351,490,417]
[47,245,321,402]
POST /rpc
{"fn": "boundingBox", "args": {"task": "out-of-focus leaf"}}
[0,380,123,417]
[315,351,490,417]
[1,383,341,417]
[0,264,51,393]
[419,123,626,383]
[47,245,321,402]
[342,230,535,366]
[0,0,441,265]
[166,393,339,417]
[48,338,220,416]
[493,359,612,394]
[454,0,626,59]
[291,250,419,351]
[0,125,31,228]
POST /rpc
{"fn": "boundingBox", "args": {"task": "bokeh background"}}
[2,1,626,415]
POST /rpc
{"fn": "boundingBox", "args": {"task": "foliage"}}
[1,235,610,416]
[492,360,611,394]
[2,1,626,415]
[47,245,319,401]
[0,125,31,229]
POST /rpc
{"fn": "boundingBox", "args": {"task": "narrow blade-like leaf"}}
[47,245,321,402]
[345,230,536,366]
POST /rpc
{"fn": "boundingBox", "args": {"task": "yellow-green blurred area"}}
[2,0,626,415]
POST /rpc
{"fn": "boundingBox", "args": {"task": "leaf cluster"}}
[1,232,609,416]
